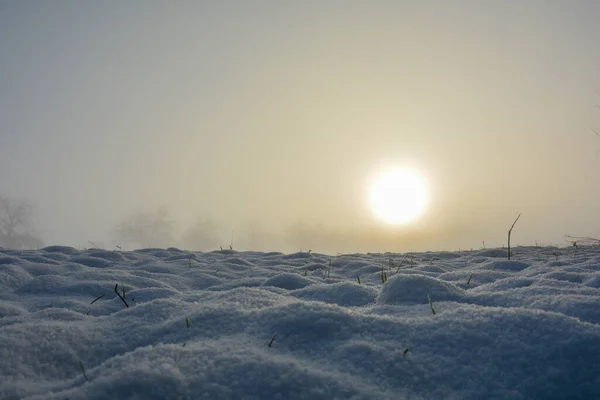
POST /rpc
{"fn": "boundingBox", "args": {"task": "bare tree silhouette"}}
[114,207,174,249]
[182,218,219,251]
[0,196,43,249]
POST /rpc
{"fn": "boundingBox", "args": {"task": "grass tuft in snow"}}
[114,284,129,308]
[427,293,436,315]
[78,361,88,382]
[508,213,521,260]
[380,266,388,284]
[380,272,387,284]
[467,273,473,285]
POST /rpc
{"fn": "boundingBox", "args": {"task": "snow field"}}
[1,245,599,399]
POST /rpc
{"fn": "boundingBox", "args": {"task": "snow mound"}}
[479,260,530,271]
[262,273,314,290]
[539,271,586,284]
[85,251,127,263]
[68,255,115,268]
[19,255,62,265]
[470,277,535,292]
[473,248,507,258]
[289,282,378,306]
[14,275,111,296]
[0,255,21,265]
[0,301,25,318]
[282,252,314,259]
[377,274,466,305]
[0,265,32,290]
[41,246,79,255]
[584,274,600,288]
[546,260,570,267]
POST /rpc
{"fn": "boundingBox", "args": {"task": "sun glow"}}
[369,168,429,225]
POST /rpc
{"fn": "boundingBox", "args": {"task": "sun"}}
[369,168,429,225]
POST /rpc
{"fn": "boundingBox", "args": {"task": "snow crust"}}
[1,245,599,399]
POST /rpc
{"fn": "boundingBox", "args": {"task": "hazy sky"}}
[1,0,600,253]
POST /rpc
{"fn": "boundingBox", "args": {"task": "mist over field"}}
[2,4,600,399]
[1,1,600,254]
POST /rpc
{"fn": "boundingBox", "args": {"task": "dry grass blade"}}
[114,284,129,308]
[79,361,88,381]
[90,293,105,304]
[508,213,521,260]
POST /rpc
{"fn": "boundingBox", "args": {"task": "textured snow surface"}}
[1,245,599,400]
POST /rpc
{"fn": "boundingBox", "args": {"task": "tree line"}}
[0,197,221,251]
[0,196,43,249]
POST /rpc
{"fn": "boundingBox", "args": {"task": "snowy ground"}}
[1,245,599,400]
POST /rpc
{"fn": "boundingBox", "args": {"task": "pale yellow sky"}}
[1,1,599,253]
